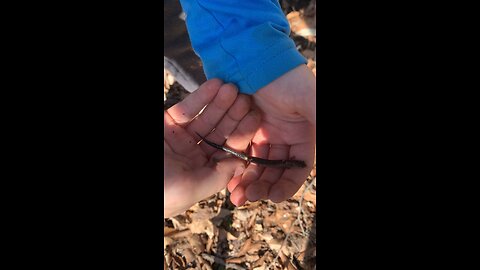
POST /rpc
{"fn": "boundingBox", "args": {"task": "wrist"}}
[294,65,316,125]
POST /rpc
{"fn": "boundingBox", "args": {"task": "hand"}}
[227,65,316,206]
[164,79,260,218]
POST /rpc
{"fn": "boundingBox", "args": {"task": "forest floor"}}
[164,1,316,269]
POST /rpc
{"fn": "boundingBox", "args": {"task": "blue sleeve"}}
[178,0,307,95]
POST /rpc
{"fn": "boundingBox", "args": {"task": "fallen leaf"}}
[182,248,196,265]
[164,236,174,249]
[260,232,273,242]
[253,251,273,268]
[287,11,316,40]
[226,256,245,264]
[268,239,282,251]
[236,238,252,256]
[165,229,191,239]
[245,253,260,262]
[227,231,238,241]
[188,219,214,238]
[172,253,186,268]
[187,234,205,254]
[247,242,263,254]
[234,209,251,222]
[247,209,258,229]
[164,226,176,235]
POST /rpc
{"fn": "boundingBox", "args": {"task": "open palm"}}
[227,65,316,206]
[164,79,260,218]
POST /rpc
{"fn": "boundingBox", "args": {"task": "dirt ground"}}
[164,1,316,269]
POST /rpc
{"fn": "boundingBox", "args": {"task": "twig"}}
[268,177,316,270]
[298,177,316,234]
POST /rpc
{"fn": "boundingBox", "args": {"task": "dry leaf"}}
[234,209,251,222]
[279,250,289,267]
[268,239,282,251]
[245,253,260,262]
[187,234,205,254]
[188,219,214,237]
[247,209,258,229]
[247,242,263,254]
[264,209,295,233]
[165,229,191,239]
[236,238,252,256]
[164,225,176,234]
[303,192,316,204]
[306,201,314,209]
[170,216,188,230]
[165,252,172,268]
[183,248,196,265]
[287,11,316,40]
[189,206,215,220]
[260,232,273,242]
[232,218,243,229]
[226,256,245,264]
[164,236,174,249]
[286,259,298,270]
[253,251,273,268]
[227,231,238,241]
[172,253,186,268]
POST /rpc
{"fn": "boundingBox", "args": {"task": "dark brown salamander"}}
[195,132,306,169]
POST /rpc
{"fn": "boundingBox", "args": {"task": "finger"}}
[219,108,261,181]
[268,140,315,203]
[224,108,261,151]
[227,141,269,194]
[166,79,223,125]
[186,83,238,137]
[195,108,261,183]
[245,144,290,202]
[164,111,207,167]
[215,108,263,206]
[228,142,268,206]
[196,94,252,155]
[197,108,260,183]
[219,110,262,206]
[227,174,242,194]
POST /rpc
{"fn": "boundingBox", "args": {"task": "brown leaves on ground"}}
[164,175,316,270]
[286,0,316,77]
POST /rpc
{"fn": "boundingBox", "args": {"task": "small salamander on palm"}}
[195,132,306,169]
